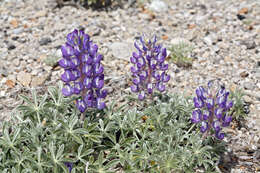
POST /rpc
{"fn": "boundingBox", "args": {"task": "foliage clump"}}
[168,41,194,68]
[229,88,250,121]
[0,84,224,172]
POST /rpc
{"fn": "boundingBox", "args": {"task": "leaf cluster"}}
[229,88,249,121]
[0,84,224,172]
[168,42,194,68]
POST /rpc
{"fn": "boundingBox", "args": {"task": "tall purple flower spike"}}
[59,29,107,112]
[130,34,170,100]
[191,80,234,140]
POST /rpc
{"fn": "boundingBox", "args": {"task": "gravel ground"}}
[0,0,259,172]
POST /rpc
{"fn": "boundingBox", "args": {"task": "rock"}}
[243,82,255,90]
[255,92,260,101]
[175,68,180,73]
[253,151,260,162]
[257,61,260,67]
[34,10,47,18]
[11,36,19,41]
[243,95,253,104]
[30,74,48,87]
[17,37,27,43]
[8,75,16,82]
[237,14,246,20]
[13,58,20,67]
[7,43,16,50]
[17,71,31,87]
[238,155,253,161]
[203,36,212,45]
[39,37,52,46]
[0,67,8,77]
[224,56,232,63]
[149,0,168,12]
[241,40,256,49]
[243,162,253,166]
[0,90,5,98]
[238,8,248,15]
[12,27,23,35]
[110,42,133,61]
[254,71,260,79]
[92,28,101,36]
[240,71,249,78]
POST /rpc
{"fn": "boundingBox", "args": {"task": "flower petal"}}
[76,99,87,113]
[191,109,202,123]
[131,85,139,93]
[62,84,74,96]
[138,91,145,100]
[200,121,208,133]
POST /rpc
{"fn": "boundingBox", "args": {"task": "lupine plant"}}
[59,29,107,113]
[191,80,234,140]
[130,35,170,100]
[0,30,236,172]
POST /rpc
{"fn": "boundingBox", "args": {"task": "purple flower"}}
[202,110,211,120]
[200,121,208,133]
[62,84,74,97]
[214,108,223,119]
[205,98,214,109]
[212,120,221,132]
[215,130,224,140]
[59,29,107,112]
[138,91,145,100]
[191,80,234,140]
[131,85,139,93]
[193,97,204,108]
[64,162,73,173]
[130,34,170,100]
[191,109,202,123]
[222,114,232,127]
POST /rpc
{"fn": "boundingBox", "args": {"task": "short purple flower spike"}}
[130,34,170,100]
[191,80,234,140]
[59,29,107,112]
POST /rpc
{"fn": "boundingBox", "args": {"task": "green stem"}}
[80,113,85,121]
[37,112,41,125]
[185,123,196,136]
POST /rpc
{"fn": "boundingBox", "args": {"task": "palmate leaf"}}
[18,95,34,107]
[26,147,52,173]
[75,145,94,164]
[89,151,119,173]
[48,142,68,172]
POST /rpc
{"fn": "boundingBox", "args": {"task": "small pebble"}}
[237,14,246,20]
[39,37,52,46]
[7,43,16,50]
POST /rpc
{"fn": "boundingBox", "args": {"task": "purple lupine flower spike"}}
[59,29,107,112]
[191,80,234,140]
[130,34,170,100]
